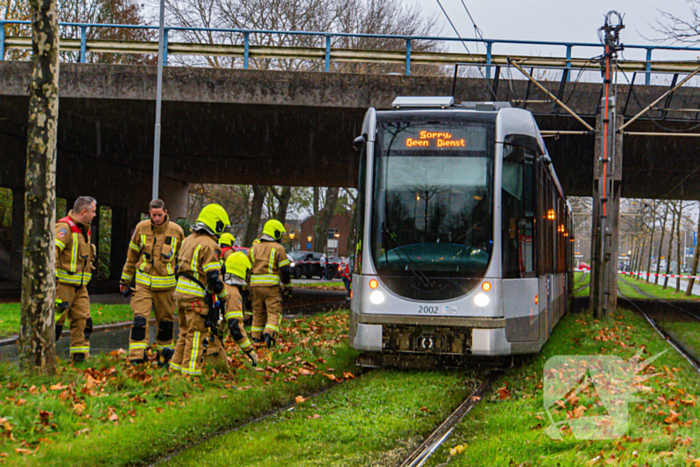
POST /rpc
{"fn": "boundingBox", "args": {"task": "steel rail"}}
[397,371,501,467]
[617,293,700,374]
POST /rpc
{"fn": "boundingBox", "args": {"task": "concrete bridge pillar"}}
[9,188,24,282]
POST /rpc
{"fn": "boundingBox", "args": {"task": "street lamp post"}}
[152,0,166,199]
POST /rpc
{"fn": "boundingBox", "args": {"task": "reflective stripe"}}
[192,245,201,281]
[70,346,90,354]
[224,310,244,320]
[264,324,280,333]
[175,277,206,298]
[251,326,265,333]
[187,331,201,374]
[57,269,92,285]
[202,261,219,273]
[55,239,66,251]
[181,367,202,376]
[268,248,276,275]
[279,258,290,267]
[140,234,147,248]
[250,274,280,285]
[166,262,174,275]
[156,343,174,350]
[69,233,79,272]
[129,343,149,350]
[121,272,134,282]
[169,361,182,371]
[135,270,176,289]
[129,241,140,252]
[238,338,253,350]
[172,238,179,255]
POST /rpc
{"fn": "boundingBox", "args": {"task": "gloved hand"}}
[282,286,293,299]
[244,349,258,367]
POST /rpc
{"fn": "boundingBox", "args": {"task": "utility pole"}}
[590,11,624,319]
[152,0,166,199]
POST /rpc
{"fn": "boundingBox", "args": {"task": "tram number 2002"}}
[418,305,439,314]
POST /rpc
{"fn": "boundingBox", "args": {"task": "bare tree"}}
[687,201,700,295]
[19,0,59,375]
[655,202,669,285]
[663,202,677,290]
[651,2,700,44]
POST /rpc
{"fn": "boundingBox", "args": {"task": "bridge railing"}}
[3,20,700,85]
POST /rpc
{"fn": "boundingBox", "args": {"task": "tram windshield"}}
[371,114,494,297]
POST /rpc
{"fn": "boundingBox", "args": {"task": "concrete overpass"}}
[2,61,700,285]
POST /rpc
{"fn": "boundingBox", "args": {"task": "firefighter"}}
[55,196,97,362]
[340,256,352,300]
[248,219,292,348]
[170,204,229,376]
[119,199,185,366]
[222,251,258,366]
[219,233,236,262]
[202,234,236,366]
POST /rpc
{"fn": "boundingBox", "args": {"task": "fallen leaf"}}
[49,383,67,391]
[307,414,321,420]
[497,387,510,400]
[295,395,306,404]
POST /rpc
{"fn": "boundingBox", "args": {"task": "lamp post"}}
[152,0,166,199]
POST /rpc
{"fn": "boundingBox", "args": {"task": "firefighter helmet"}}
[219,233,235,247]
[225,252,252,282]
[263,219,286,241]
[196,204,230,237]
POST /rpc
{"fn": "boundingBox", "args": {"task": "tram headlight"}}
[370,290,385,305]
[474,292,490,307]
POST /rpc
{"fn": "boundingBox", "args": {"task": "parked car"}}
[289,251,325,279]
[577,262,591,271]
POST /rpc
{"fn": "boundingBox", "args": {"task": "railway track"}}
[397,371,502,467]
[617,293,700,373]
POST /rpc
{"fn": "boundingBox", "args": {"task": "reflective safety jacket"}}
[174,232,227,301]
[55,211,95,287]
[248,240,291,288]
[120,216,185,290]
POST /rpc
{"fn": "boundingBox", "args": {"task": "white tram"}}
[349,97,573,366]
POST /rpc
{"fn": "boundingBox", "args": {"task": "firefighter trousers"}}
[128,284,176,362]
[203,321,229,368]
[250,285,283,340]
[56,282,91,358]
[170,297,208,376]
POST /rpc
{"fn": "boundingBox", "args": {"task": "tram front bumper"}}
[352,314,512,356]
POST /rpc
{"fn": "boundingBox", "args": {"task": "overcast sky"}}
[411,0,697,61]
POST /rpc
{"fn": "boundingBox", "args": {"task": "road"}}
[627,272,700,297]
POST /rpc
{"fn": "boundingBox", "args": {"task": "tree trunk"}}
[655,204,668,285]
[314,187,339,254]
[646,201,656,283]
[663,204,676,289]
[346,200,358,257]
[271,186,292,225]
[686,201,700,296]
[637,235,646,280]
[243,185,267,247]
[675,201,683,293]
[19,0,60,375]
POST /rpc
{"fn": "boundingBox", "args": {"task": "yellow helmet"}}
[225,252,252,282]
[263,219,286,241]
[219,233,235,247]
[196,204,230,237]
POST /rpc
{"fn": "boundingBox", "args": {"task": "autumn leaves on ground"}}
[1,304,700,466]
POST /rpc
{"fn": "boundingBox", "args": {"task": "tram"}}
[349,97,573,366]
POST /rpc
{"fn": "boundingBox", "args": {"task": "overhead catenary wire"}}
[434,0,498,100]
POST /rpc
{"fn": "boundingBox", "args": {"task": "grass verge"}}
[426,308,700,466]
[619,275,700,301]
[0,309,357,466]
[659,318,700,363]
[292,281,345,291]
[0,303,132,338]
[164,369,486,467]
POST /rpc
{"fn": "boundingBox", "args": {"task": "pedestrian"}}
[320,252,327,280]
[119,199,185,366]
[340,256,352,300]
[248,219,293,348]
[55,196,97,362]
[169,204,229,376]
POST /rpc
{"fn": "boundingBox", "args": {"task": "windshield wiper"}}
[382,226,435,290]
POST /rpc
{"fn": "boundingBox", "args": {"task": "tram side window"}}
[353,134,368,274]
[502,145,536,278]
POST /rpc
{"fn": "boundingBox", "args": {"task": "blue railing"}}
[3,20,700,84]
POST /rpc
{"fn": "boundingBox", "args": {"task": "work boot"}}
[157,348,174,368]
[129,358,145,366]
[55,324,63,342]
[72,353,86,364]
[251,337,260,344]
[244,349,258,367]
[262,333,275,349]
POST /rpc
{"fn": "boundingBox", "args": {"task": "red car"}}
[577,262,590,271]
